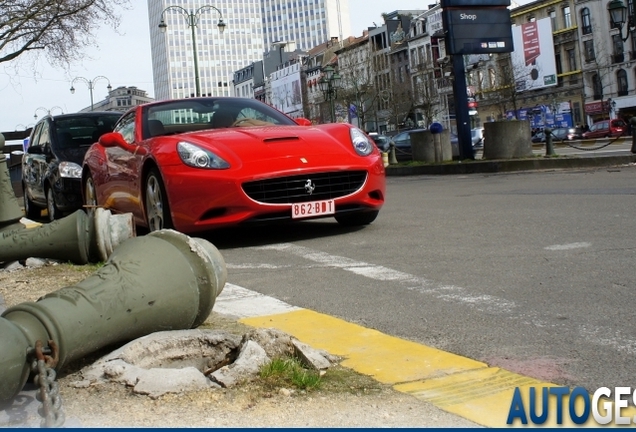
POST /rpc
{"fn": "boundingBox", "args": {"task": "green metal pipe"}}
[0,208,135,265]
[0,229,227,402]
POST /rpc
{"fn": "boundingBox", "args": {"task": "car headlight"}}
[58,161,82,178]
[350,128,374,156]
[177,142,229,169]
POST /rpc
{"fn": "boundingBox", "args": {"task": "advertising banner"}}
[521,21,540,65]
[511,18,557,92]
[270,63,303,116]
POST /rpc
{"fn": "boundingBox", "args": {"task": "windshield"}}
[143,97,297,139]
[54,114,121,149]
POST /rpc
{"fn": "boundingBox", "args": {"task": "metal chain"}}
[390,132,631,157]
[30,340,65,428]
[548,131,626,151]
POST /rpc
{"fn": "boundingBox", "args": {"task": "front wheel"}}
[46,187,60,222]
[335,210,379,227]
[84,173,98,217]
[144,168,173,232]
[22,187,40,219]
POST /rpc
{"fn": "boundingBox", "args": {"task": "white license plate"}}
[291,199,335,219]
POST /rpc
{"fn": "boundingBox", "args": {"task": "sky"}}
[0,0,446,134]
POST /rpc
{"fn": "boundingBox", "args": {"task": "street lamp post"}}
[70,76,112,111]
[158,5,227,98]
[607,0,636,42]
[33,106,64,120]
[318,65,342,123]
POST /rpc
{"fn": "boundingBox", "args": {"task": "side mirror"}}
[99,132,147,155]
[26,146,43,155]
[295,118,312,126]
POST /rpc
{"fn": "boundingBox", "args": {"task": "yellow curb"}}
[241,308,636,427]
[240,309,485,384]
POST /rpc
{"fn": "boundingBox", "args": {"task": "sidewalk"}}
[386,152,636,176]
[385,135,636,176]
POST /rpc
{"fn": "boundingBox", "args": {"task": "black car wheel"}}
[84,173,98,217]
[46,187,60,222]
[144,168,173,232]
[22,188,40,219]
[335,210,379,227]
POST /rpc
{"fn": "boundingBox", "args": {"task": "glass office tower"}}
[148,0,350,101]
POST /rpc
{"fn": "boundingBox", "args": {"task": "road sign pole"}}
[452,55,475,160]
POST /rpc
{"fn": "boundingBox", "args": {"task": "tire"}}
[84,173,98,217]
[335,210,379,227]
[144,168,173,231]
[23,188,40,219]
[46,187,60,222]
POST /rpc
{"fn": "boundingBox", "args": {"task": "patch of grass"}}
[260,357,295,377]
[259,356,322,390]
[290,366,322,389]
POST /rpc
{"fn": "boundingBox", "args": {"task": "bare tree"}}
[0,0,129,66]
[383,68,413,131]
[488,54,546,119]
[412,59,444,127]
[336,51,381,131]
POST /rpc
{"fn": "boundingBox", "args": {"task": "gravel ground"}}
[1,261,478,428]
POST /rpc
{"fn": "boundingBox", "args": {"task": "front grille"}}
[242,171,367,204]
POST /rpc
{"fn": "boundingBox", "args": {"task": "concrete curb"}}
[216,285,636,428]
[386,154,636,176]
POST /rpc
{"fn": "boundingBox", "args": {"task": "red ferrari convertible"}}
[82,97,386,234]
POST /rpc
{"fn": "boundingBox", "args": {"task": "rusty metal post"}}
[0,133,24,228]
[0,229,227,402]
[0,208,135,264]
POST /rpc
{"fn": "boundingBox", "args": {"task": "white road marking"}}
[256,243,516,313]
[544,242,592,251]
[223,242,636,356]
[215,283,301,319]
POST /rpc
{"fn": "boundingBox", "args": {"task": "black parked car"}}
[22,112,121,221]
[389,128,427,161]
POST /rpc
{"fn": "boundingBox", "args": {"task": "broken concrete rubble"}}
[74,327,338,399]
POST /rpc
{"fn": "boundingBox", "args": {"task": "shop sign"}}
[585,101,609,114]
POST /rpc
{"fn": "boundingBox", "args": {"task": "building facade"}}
[148,0,349,102]
[148,0,266,101]
[576,0,636,124]
[260,0,352,51]
[79,86,155,113]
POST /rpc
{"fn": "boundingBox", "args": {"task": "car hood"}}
[173,125,365,166]
[54,147,90,165]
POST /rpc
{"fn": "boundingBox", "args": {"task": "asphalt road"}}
[204,164,636,393]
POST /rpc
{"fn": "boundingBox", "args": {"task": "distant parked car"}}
[471,127,484,148]
[22,112,121,221]
[582,119,627,139]
[531,131,545,143]
[548,127,569,141]
[368,133,390,152]
[389,128,427,161]
[567,126,584,140]
[531,128,568,143]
